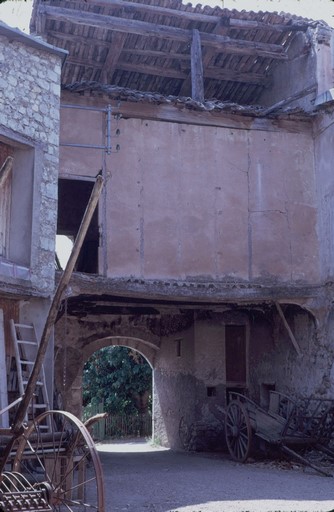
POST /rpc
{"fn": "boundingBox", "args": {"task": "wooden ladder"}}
[9,320,51,431]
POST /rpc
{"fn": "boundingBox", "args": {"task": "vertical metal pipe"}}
[106,104,112,155]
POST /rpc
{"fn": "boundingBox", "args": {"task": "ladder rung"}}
[14,323,34,329]
[10,318,50,430]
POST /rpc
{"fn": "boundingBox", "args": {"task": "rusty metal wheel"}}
[13,410,105,511]
[225,400,252,462]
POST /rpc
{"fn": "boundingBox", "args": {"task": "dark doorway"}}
[57,178,99,273]
[225,324,247,390]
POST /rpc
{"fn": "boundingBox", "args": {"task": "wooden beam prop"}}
[0,156,13,188]
[39,5,288,60]
[12,175,104,435]
[275,302,302,357]
[261,84,317,115]
[191,29,204,102]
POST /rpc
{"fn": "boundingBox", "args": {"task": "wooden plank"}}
[83,0,310,32]
[261,84,317,115]
[205,67,269,85]
[275,302,302,357]
[0,310,8,428]
[101,31,127,83]
[121,48,190,60]
[0,156,13,188]
[39,5,288,60]
[61,91,313,134]
[115,61,187,80]
[66,56,269,85]
[191,29,204,102]
[179,8,224,97]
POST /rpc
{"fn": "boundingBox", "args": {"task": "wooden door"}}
[225,324,247,386]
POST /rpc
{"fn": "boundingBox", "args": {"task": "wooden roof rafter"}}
[31,0,318,106]
[37,5,290,60]
[80,0,312,33]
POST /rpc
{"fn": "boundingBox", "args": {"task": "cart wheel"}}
[225,400,252,462]
[179,416,190,450]
[13,410,105,511]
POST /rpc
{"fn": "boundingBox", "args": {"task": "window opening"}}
[57,179,99,273]
[0,139,33,269]
[207,386,216,397]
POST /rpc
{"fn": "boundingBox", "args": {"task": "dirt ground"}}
[97,440,334,512]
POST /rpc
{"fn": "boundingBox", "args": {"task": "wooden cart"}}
[0,176,106,511]
[225,391,334,477]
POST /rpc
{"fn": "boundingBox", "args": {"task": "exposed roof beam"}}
[48,32,191,61]
[38,5,289,60]
[191,29,204,102]
[121,48,190,60]
[83,0,310,32]
[66,56,269,85]
[179,9,223,97]
[101,31,127,83]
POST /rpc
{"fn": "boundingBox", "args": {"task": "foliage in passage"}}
[83,346,152,415]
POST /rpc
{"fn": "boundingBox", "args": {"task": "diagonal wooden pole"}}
[12,174,104,435]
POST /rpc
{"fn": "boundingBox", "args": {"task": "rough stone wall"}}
[0,32,62,293]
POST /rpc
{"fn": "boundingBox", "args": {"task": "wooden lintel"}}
[191,29,204,103]
[275,302,302,356]
[39,5,288,60]
[61,91,313,135]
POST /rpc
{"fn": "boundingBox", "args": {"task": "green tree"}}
[83,346,152,415]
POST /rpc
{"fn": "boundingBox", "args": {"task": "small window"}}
[207,386,216,397]
[0,139,33,267]
[175,338,182,358]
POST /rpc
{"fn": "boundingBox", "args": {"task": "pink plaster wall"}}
[314,116,334,280]
[59,107,320,285]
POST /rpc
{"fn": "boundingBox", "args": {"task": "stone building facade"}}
[29,0,334,450]
[0,21,66,426]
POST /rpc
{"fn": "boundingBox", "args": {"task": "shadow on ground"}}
[97,439,334,512]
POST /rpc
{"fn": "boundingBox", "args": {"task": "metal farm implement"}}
[225,391,334,477]
[0,176,105,511]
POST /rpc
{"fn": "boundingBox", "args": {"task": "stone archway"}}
[54,314,160,418]
[83,335,157,368]
[82,338,154,438]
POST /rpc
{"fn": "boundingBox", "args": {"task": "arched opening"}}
[82,343,153,441]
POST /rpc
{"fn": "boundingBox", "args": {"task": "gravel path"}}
[98,440,334,512]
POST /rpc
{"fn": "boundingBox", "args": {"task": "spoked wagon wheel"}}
[225,400,252,462]
[13,410,105,511]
